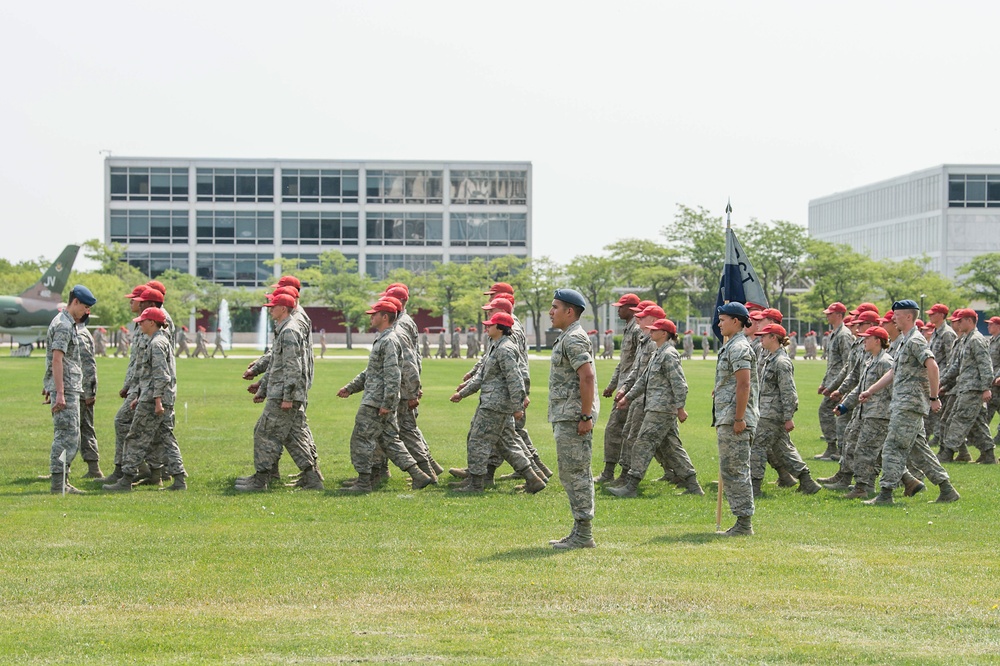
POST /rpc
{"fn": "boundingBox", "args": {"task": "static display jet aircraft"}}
[0,245,80,356]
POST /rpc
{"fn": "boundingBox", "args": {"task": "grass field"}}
[1,354,998,665]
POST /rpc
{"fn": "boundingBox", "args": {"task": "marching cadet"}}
[192,326,209,358]
[115,325,130,357]
[421,328,431,359]
[547,289,599,550]
[609,318,703,498]
[803,330,817,360]
[450,326,462,358]
[925,304,958,456]
[436,329,447,358]
[816,302,853,461]
[93,326,108,357]
[43,285,96,494]
[176,326,191,358]
[104,307,187,492]
[987,316,1000,450]
[682,329,694,360]
[211,327,227,358]
[858,300,959,505]
[751,324,820,497]
[821,330,831,359]
[714,302,759,536]
[449,311,546,494]
[937,309,995,464]
[602,329,614,359]
[319,328,327,358]
[589,329,600,358]
[596,294,642,484]
[337,298,434,494]
[701,330,711,360]
[77,319,103,479]
[466,326,480,358]
[788,330,797,359]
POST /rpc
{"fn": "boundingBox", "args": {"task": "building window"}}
[196,168,274,202]
[110,210,189,244]
[122,252,189,278]
[450,170,527,205]
[365,212,443,246]
[366,170,443,204]
[196,253,272,287]
[365,253,442,279]
[280,252,359,275]
[949,174,1000,208]
[450,213,527,247]
[196,211,274,245]
[110,167,188,202]
[282,212,359,246]
[282,169,359,203]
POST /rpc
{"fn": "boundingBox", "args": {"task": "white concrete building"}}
[105,157,531,285]
[808,164,1000,278]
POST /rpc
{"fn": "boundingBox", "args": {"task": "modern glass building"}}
[808,164,1000,279]
[105,158,532,286]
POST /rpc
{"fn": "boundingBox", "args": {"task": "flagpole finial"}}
[725,198,732,228]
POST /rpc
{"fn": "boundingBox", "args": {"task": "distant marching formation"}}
[40,276,1000,546]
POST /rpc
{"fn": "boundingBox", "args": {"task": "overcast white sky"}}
[2,1,997,268]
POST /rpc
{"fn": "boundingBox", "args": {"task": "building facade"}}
[808,164,1000,279]
[105,157,531,286]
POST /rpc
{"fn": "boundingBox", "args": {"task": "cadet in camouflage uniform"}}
[436,330,447,358]
[450,311,546,494]
[176,326,191,357]
[337,298,433,494]
[319,328,326,359]
[714,302,759,536]
[114,325,130,357]
[595,293,641,483]
[77,321,103,478]
[859,300,959,505]
[702,331,711,360]
[608,318,703,498]
[803,331,817,360]
[466,326,479,358]
[925,304,958,456]
[751,324,820,496]
[43,285,96,494]
[987,316,1000,450]
[421,328,431,359]
[816,302,853,461]
[450,326,462,358]
[938,309,995,464]
[682,329,694,360]
[93,327,107,357]
[788,331,797,359]
[211,327,227,358]
[547,289,599,550]
[602,329,614,360]
[104,307,187,491]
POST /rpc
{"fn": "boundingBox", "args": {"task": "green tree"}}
[956,253,1000,312]
[425,261,481,329]
[792,240,880,323]
[156,270,212,331]
[565,254,615,334]
[877,257,965,311]
[604,238,683,307]
[508,256,565,350]
[662,204,726,315]
[741,219,808,309]
[0,257,45,296]
[301,251,375,349]
[67,271,136,331]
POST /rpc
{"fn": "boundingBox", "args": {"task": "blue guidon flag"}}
[712,203,769,341]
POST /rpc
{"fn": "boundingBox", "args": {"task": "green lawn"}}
[1,355,998,665]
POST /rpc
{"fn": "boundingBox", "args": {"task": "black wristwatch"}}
[929,396,940,401]
[579,414,593,422]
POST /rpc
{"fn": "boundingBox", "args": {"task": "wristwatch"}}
[579,414,593,422]
[929,396,940,401]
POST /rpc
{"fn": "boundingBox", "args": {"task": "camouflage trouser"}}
[942,392,994,453]
[602,400,628,465]
[881,409,949,489]
[49,392,81,474]
[752,418,808,479]
[835,405,850,450]
[122,402,186,477]
[553,421,595,521]
[113,398,135,465]
[487,408,536,468]
[818,395,838,447]
[628,410,695,481]
[253,400,314,473]
[350,404,416,475]
[514,410,538,458]
[396,400,431,466]
[837,411,862,477]
[717,425,754,518]
[468,407,531,476]
[79,398,99,462]
[618,395,646,468]
[927,394,956,447]
[853,418,889,489]
[989,396,1000,447]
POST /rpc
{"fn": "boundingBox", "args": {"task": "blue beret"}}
[717,302,749,318]
[69,284,97,307]
[553,288,587,310]
[892,299,920,311]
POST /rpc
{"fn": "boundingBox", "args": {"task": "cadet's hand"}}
[449,393,462,403]
[85,397,96,406]
[457,381,468,391]
[253,394,265,403]
[130,398,138,410]
[514,410,524,420]
[378,407,390,417]
[417,389,424,398]
[337,388,350,398]
[463,372,473,381]
[817,385,826,395]
[577,419,593,436]
[155,398,164,416]
[829,390,842,401]
[242,369,256,380]
[42,390,50,405]
[616,396,629,410]
[677,407,688,423]
[858,390,871,404]
[407,398,420,410]
[51,391,66,413]
[119,388,128,398]
[615,390,626,402]
[247,381,260,394]
[281,400,293,410]
[930,399,942,413]
[994,376,1000,386]
[982,390,992,403]
[733,420,747,435]
[784,419,795,432]
[602,386,614,398]
[523,397,530,409]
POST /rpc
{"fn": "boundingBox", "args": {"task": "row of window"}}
[948,174,1000,208]
[111,167,528,204]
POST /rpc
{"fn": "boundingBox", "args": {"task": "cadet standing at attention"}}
[596,293,642,484]
[937,309,995,464]
[77,318,103,479]
[547,289,599,550]
[816,302,853,461]
[682,329,694,359]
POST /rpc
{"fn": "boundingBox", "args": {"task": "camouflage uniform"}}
[175,329,191,357]
[437,331,447,358]
[485,315,540,469]
[803,335,817,360]
[682,332,694,360]
[459,335,531,475]
[826,337,867,476]
[466,329,479,358]
[926,320,958,447]
[93,328,107,357]
[879,328,950,490]
[939,328,994,455]
[211,332,227,357]
[788,335,797,359]
[113,323,147,465]
[549,320,599,521]
[391,310,433,467]
[714,330,759,518]
[988,334,1000,447]
[753,347,809,479]
[602,331,614,359]
[77,324,100,465]
[624,342,694,480]
[450,329,461,358]
[620,333,656,468]
[45,310,83,474]
[819,324,853,451]
[841,350,893,491]
[344,327,418,475]
[121,329,186,477]
[602,317,641,466]
[193,329,208,358]
[421,332,430,359]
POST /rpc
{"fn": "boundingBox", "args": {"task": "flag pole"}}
[716,198,733,532]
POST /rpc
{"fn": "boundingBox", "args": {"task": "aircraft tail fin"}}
[19,245,81,302]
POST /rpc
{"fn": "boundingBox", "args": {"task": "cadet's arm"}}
[733,368,750,434]
[577,363,595,435]
[52,350,66,411]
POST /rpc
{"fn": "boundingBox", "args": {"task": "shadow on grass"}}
[479,547,562,562]
[647,531,724,545]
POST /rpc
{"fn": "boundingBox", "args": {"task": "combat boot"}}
[408,465,434,490]
[722,516,754,536]
[975,449,997,464]
[863,487,894,505]
[484,464,497,489]
[816,470,844,484]
[428,456,445,476]
[751,477,764,498]
[340,473,372,494]
[935,480,960,503]
[549,523,576,545]
[165,474,187,491]
[533,455,554,479]
[606,466,632,488]
[552,520,596,549]
[956,445,973,463]
[103,473,137,492]
[681,474,704,496]
[606,474,640,498]
[136,466,164,487]
[937,447,955,463]
[517,467,547,494]
[499,469,525,481]
[51,476,86,495]
[82,460,104,479]
[902,472,925,497]
[813,442,840,461]
[416,460,438,484]
[776,468,798,487]
[448,467,469,479]
[593,462,616,484]
[796,471,822,495]
[844,483,872,499]
[96,465,123,484]
[133,462,152,484]
[297,468,325,491]
[234,472,268,492]
[821,472,852,491]
[452,474,485,493]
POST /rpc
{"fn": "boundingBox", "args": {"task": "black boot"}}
[606,474,640,498]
